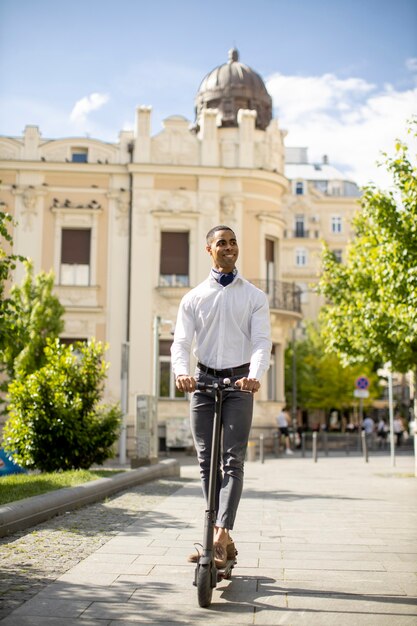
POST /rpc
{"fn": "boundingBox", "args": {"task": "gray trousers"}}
[190,371,253,530]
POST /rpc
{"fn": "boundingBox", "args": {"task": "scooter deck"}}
[216,557,236,581]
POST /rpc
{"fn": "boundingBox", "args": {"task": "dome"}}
[194,48,273,131]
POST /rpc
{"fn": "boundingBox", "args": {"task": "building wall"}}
[282,179,360,321]
[0,110,304,458]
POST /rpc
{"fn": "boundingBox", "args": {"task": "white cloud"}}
[266,72,417,189]
[405,57,417,73]
[70,92,109,124]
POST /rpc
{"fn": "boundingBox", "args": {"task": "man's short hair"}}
[206,225,235,245]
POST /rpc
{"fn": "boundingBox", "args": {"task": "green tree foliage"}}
[285,323,378,415]
[318,123,417,374]
[3,338,121,471]
[0,211,24,352]
[1,261,65,380]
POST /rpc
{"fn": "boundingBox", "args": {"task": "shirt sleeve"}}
[170,295,196,377]
[248,291,272,380]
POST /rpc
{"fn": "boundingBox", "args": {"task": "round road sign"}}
[355,376,369,390]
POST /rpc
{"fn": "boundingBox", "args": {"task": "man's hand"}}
[235,377,260,393]
[175,375,196,393]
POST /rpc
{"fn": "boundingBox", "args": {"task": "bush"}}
[3,338,121,471]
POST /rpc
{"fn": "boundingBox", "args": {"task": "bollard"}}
[301,432,306,458]
[312,431,318,462]
[323,431,329,457]
[247,440,257,462]
[259,433,264,464]
[361,431,369,463]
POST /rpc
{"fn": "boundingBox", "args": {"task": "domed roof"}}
[194,48,273,131]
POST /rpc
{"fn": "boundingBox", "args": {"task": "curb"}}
[0,458,180,537]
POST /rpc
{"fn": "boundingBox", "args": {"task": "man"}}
[362,414,375,450]
[171,225,271,567]
[276,406,293,455]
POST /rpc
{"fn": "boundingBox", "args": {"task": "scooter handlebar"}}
[196,377,235,391]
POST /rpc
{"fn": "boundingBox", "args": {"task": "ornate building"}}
[0,49,359,458]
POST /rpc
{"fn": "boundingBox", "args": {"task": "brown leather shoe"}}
[226,537,237,560]
[214,542,227,569]
[187,537,238,563]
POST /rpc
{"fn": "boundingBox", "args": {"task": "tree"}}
[318,122,417,415]
[0,211,24,354]
[1,260,65,379]
[3,338,121,471]
[285,323,378,422]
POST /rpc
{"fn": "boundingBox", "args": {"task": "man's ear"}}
[205,245,212,255]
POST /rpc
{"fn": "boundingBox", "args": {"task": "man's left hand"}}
[235,377,260,393]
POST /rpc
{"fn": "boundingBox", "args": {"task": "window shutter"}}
[61,229,91,264]
[160,232,189,274]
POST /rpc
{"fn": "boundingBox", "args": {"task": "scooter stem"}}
[202,387,223,558]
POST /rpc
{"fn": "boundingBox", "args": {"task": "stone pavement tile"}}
[56,571,128,586]
[283,569,415,586]
[369,544,417,554]
[278,543,373,553]
[261,557,386,571]
[93,537,155,554]
[383,562,417,572]
[256,578,408,597]
[281,549,399,561]
[398,553,417,562]
[0,618,110,626]
[82,597,256,623]
[129,553,191,566]
[236,567,285,580]
[252,607,417,625]
[93,544,169,557]
[9,595,90,618]
[32,581,137,602]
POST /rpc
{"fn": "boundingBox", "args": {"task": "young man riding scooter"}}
[171,225,271,567]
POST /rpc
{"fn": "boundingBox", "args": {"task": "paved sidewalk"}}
[1,454,417,625]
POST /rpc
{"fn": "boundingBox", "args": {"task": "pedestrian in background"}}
[276,406,293,455]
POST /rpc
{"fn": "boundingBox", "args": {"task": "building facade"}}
[0,50,360,458]
[283,147,360,321]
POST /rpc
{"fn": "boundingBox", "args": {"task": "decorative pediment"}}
[151,117,198,165]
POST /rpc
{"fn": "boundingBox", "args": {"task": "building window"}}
[159,340,184,399]
[331,216,342,234]
[295,181,304,195]
[265,238,276,293]
[296,282,309,304]
[267,344,277,401]
[71,147,88,163]
[332,249,342,263]
[60,228,91,285]
[160,232,189,287]
[313,180,328,194]
[295,248,307,267]
[295,215,306,238]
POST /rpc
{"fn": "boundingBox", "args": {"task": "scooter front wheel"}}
[197,563,213,608]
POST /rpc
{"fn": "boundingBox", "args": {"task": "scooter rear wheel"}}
[197,564,213,608]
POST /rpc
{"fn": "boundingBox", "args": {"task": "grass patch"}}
[0,469,126,505]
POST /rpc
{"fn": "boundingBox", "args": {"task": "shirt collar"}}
[210,267,238,286]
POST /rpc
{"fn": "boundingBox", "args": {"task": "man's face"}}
[206,229,239,272]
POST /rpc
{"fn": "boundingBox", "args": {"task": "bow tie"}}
[212,268,236,287]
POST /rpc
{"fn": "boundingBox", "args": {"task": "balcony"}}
[250,280,302,314]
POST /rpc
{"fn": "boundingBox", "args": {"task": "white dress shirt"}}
[171,271,271,380]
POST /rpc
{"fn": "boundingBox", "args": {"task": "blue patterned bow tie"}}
[212,268,237,287]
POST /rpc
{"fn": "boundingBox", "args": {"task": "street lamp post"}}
[291,325,297,431]
[153,316,173,459]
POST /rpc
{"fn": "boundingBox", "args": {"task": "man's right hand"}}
[175,375,196,393]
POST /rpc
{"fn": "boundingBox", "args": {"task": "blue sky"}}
[1,0,416,187]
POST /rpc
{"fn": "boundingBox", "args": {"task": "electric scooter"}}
[192,377,238,608]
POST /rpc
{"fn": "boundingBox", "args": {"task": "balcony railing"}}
[250,280,302,314]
